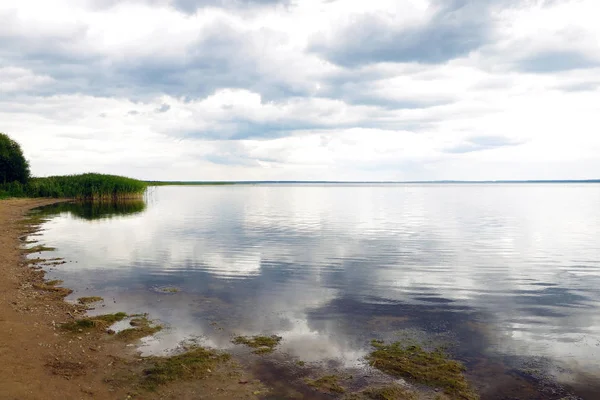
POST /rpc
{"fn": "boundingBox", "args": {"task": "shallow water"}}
[32,184,600,398]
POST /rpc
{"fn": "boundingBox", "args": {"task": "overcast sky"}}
[1,0,599,181]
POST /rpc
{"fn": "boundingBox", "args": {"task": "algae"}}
[306,375,346,394]
[366,340,478,400]
[115,316,162,341]
[363,385,418,400]
[77,296,104,305]
[23,245,56,254]
[232,334,282,354]
[141,347,231,390]
[33,281,72,297]
[61,312,128,332]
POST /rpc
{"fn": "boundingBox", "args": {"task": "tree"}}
[0,133,31,184]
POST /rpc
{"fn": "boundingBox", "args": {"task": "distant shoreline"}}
[146,179,600,186]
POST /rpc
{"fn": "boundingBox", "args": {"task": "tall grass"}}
[0,173,147,200]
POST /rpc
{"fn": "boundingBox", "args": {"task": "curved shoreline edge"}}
[0,198,263,400]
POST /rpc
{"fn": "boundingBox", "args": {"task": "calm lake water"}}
[32,184,600,399]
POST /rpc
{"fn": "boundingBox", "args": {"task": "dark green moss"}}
[306,375,346,394]
[366,340,478,400]
[232,335,282,354]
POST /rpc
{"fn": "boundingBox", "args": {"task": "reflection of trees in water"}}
[38,200,147,220]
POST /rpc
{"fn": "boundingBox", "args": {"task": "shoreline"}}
[0,198,264,400]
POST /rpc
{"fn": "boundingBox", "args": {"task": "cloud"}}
[0,67,54,92]
[155,103,171,113]
[310,0,498,67]
[172,0,291,14]
[516,50,599,73]
[444,136,524,154]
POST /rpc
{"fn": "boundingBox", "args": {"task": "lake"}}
[31,184,600,399]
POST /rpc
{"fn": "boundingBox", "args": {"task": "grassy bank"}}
[0,173,147,200]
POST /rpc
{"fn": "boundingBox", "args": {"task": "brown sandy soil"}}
[0,198,265,400]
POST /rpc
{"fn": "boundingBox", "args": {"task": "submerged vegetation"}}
[366,340,478,400]
[140,346,231,390]
[77,296,104,305]
[33,280,73,297]
[232,335,282,354]
[23,245,56,254]
[115,315,163,341]
[306,375,346,394]
[60,312,128,332]
[361,385,418,400]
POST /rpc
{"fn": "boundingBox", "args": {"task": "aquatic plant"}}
[60,312,128,332]
[33,281,73,297]
[306,375,346,394]
[140,347,231,389]
[77,296,104,305]
[115,315,163,341]
[23,245,56,254]
[232,335,282,354]
[366,340,478,400]
[362,385,418,400]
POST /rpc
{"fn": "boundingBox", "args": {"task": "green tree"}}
[0,133,31,184]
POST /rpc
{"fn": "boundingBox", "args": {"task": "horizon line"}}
[145,179,600,184]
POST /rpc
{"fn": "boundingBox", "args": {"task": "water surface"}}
[32,184,600,398]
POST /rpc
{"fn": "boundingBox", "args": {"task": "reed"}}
[0,173,147,200]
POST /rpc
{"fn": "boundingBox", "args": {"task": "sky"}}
[1,0,599,181]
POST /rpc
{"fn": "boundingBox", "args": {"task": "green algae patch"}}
[77,296,104,305]
[60,312,128,332]
[362,385,418,400]
[115,316,162,341]
[306,375,346,394]
[155,286,180,293]
[366,340,478,400]
[232,335,282,354]
[33,281,72,297]
[140,347,231,390]
[23,245,56,254]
